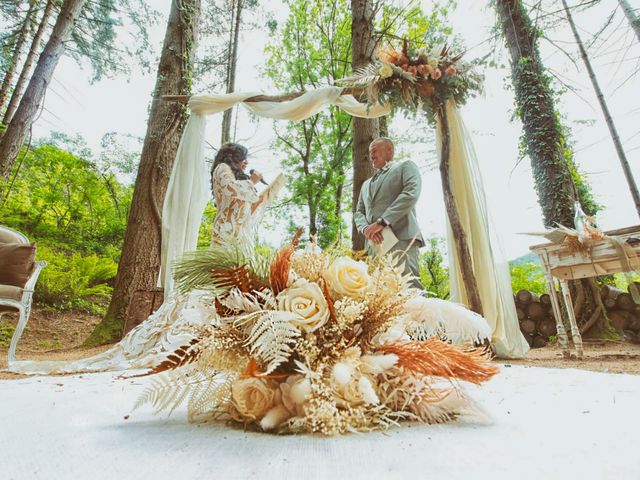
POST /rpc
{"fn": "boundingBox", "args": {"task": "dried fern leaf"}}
[134,366,222,415]
[188,372,238,422]
[128,339,201,378]
[234,311,301,374]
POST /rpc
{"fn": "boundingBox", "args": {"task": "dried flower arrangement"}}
[338,39,483,122]
[134,234,497,435]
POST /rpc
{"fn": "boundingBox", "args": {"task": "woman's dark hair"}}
[212,143,249,182]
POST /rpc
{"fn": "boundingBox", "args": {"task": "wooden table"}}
[530,225,640,359]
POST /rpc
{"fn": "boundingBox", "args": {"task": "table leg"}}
[544,273,571,359]
[559,280,584,359]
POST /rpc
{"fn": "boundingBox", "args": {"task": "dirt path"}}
[2,309,640,380]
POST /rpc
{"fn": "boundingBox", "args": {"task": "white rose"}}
[324,256,371,299]
[230,377,276,421]
[378,62,393,78]
[277,279,330,332]
[280,374,311,416]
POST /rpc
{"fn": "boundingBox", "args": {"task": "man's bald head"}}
[369,137,394,169]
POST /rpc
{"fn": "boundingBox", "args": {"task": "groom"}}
[354,137,424,289]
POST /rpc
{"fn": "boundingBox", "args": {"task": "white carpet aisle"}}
[0,365,638,480]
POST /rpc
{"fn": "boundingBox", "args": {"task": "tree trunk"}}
[0,0,73,179]
[85,0,201,345]
[562,0,640,219]
[350,0,379,251]
[437,104,483,315]
[221,0,242,144]
[3,0,55,127]
[495,0,612,335]
[495,0,577,229]
[0,0,38,117]
[619,0,640,43]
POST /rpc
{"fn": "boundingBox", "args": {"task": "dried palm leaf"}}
[173,244,272,294]
[336,63,381,87]
[269,228,302,296]
[379,339,498,384]
[211,264,267,294]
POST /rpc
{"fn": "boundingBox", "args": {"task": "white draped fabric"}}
[436,99,529,359]
[160,87,391,295]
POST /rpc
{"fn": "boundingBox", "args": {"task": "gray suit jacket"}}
[354,160,424,249]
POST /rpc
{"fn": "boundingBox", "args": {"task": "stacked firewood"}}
[600,284,640,342]
[514,290,557,348]
[515,284,640,347]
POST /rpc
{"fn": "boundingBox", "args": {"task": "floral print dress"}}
[211,163,260,251]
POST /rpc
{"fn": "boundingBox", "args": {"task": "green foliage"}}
[1,135,133,314]
[509,262,547,295]
[264,0,353,248]
[197,201,216,248]
[0,320,15,348]
[1,141,132,254]
[36,243,118,315]
[418,238,450,299]
[70,0,161,81]
[613,272,640,291]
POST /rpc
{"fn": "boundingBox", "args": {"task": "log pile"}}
[514,290,556,348]
[515,284,640,347]
[599,284,640,342]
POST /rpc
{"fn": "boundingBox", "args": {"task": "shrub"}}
[36,243,118,315]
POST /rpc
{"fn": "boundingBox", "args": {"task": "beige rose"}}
[378,62,393,79]
[230,377,276,421]
[277,279,330,332]
[324,256,371,299]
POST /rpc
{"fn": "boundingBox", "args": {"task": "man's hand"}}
[363,223,384,244]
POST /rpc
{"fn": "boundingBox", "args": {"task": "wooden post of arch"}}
[436,101,484,315]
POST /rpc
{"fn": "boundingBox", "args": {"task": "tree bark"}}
[437,104,483,315]
[85,0,202,344]
[495,0,577,229]
[0,0,38,117]
[562,0,640,219]
[3,0,56,127]
[0,0,75,179]
[220,0,242,145]
[350,0,379,251]
[619,0,640,43]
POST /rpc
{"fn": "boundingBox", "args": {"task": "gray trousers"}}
[368,239,423,290]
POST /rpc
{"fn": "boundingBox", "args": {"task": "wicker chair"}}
[0,225,47,363]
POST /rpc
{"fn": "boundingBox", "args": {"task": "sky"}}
[30,0,640,260]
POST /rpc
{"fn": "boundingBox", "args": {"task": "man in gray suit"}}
[354,137,424,289]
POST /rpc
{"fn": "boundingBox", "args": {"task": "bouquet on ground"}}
[134,233,497,435]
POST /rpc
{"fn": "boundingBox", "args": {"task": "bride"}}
[210,143,279,251]
[7,142,284,374]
